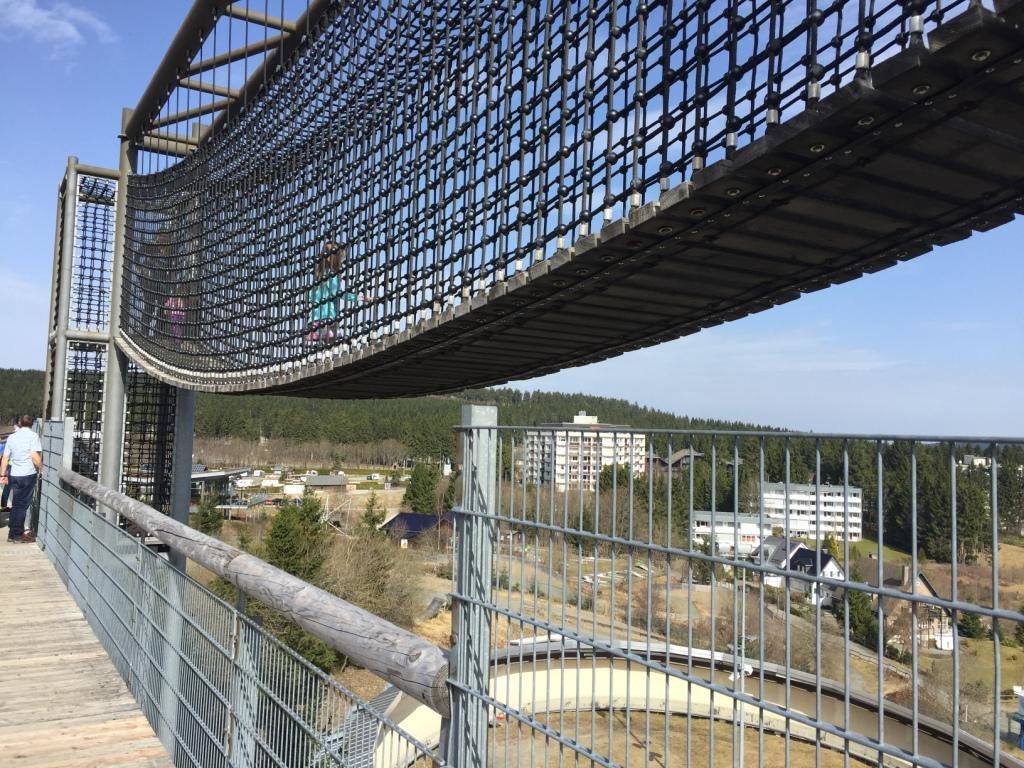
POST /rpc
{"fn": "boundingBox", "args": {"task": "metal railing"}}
[35,411,1024,767]
[449,410,1024,768]
[38,419,444,768]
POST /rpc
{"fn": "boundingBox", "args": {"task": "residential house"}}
[960,454,992,471]
[690,511,772,556]
[856,561,950,651]
[855,561,954,652]
[751,536,808,588]
[304,473,352,518]
[787,548,845,607]
[381,511,452,549]
[651,448,704,472]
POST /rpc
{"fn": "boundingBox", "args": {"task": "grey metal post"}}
[169,388,196,571]
[99,109,134,516]
[155,563,184,756]
[48,157,79,420]
[43,179,67,419]
[226,614,258,767]
[451,404,497,768]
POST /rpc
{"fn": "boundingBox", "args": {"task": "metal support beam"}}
[49,157,78,420]
[188,35,288,76]
[150,97,233,130]
[140,133,196,159]
[179,77,240,99]
[42,178,65,419]
[125,0,232,142]
[169,388,196,572]
[222,4,297,32]
[56,329,109,344]
[99,109,134,519]
[208,0,332,136]
[75,163,119,181]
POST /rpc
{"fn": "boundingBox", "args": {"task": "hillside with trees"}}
[5,367,1022,564]
[192,387,769,460]
[0,369,45,423]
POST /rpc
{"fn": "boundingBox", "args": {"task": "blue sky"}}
[1,1,1021,437]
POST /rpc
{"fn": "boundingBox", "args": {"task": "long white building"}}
[690,511,773,556]
[761,482,863,541]
[522,412,647,491]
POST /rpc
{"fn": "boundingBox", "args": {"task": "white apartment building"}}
[761,482,862,541]
[522,412,647,491]
[690,511,773,556]
[960,454,992,470]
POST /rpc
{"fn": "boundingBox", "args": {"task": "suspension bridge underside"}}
[122,4,1024,399]
[209,4,1023,399]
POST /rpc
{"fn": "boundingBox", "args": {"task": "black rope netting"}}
[122,0,970,382]
[122,363,176,513]
[71,176,115,332]
[64,341,106,480]
[59,172,177,506]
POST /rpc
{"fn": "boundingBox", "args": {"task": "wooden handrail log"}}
[59,467,451,717]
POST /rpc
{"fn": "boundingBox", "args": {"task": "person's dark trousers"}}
[8,474,37,539]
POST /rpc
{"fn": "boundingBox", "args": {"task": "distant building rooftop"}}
[217,493,269,509]
[762,481,862,495]
[305,474,349,487]
[536,411,634,431]
[192,467,248,481]
[381,512,450,538]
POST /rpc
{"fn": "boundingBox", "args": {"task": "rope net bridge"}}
[120,0,1024,397]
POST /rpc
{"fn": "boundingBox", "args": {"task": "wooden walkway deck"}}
[0,541,173,768]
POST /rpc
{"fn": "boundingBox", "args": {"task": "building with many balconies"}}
[761,482,863,541]
[521,412,647,491]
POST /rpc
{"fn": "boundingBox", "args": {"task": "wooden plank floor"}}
[0,542,173,768]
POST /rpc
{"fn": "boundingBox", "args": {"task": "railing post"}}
[99,108,134,521]
[226,612,258,767]
[450,404,498,768]
[154,564,184,757]
[48,157,78,421]
[169,388,195,572]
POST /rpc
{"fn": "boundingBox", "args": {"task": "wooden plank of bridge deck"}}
[0,542,173,768]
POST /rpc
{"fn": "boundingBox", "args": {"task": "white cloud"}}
[510,323,1024,436]
[0,0,115,53]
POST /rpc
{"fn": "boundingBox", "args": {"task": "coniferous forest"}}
[3,367,1022,564]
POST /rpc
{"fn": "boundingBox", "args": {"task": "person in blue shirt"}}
[307,240,363,348]
[0,415,42,542]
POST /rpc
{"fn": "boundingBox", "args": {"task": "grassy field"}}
[920,638,1024,692]
[848,537,911,564]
